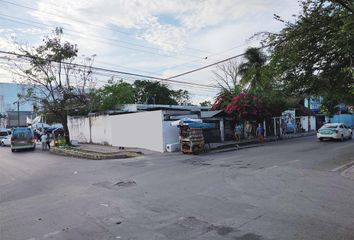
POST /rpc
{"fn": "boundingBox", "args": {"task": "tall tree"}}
[5,28,94,145]
[266,0,354,114]
[171,89,191,105]
[200,100,212,107]
[213,59,241,93]
[212,59,242,111]
[90,80,134,111]
[238,48,267,92]
[133,80,190,105]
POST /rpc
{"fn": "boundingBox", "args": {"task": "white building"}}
[68,105,203,152]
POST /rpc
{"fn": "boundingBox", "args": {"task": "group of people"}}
[234,121,265,144]
[34,128,51,150]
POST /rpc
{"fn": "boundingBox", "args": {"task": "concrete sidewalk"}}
[209,131,316,152]
[51,131,316,158]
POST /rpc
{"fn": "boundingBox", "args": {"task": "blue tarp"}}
[328,114,354,127]
[183,122,215,128]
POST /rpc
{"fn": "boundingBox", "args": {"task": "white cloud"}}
[30,0,299,55]
[1,0,301,101]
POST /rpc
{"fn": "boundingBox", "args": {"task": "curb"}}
[50,147,142,160]
[210,143,263,154]
[210,132,316,154]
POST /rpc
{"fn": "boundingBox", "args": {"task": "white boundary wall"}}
[91,115,112,144]
[110,111,164,152]
[68,116,91,143]
[300,116,316,131]
[68,110,174,152]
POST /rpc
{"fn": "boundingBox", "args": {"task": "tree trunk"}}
[62,117,71,146]
[57,111,71,146]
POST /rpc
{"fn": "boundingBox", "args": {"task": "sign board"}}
[281,110,296,134]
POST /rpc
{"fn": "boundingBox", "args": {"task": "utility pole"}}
[13,100,20,127]
[17,101,20,127]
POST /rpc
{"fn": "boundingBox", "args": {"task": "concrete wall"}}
[300,116,316,131]
[69,110,182,152]
[68,116,90,143]
[90,115,112,145]
[110,111,164,152]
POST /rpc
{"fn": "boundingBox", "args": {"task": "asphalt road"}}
[0,136,353,240]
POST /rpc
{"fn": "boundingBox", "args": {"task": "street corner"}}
[50,146,143,160]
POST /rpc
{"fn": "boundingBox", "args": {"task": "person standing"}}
[234,123,242,142]
[245,121,252,139]
[256,123,265,144]
[46,131,51,150]
[41,131,48,151]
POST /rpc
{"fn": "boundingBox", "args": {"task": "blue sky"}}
[0,0,300,103]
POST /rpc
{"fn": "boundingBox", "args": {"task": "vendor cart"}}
[171,118,213,154]
[179,125,205,154]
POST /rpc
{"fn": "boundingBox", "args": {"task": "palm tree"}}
[238,47,267,92]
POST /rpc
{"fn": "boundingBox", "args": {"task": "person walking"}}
[41,131,48,151]
[256,123,265,144]
[234,123,242,142]
[46,131,51,150]
[245,121,252,139]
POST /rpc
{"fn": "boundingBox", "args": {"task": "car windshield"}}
[12,128,32,139]
[0,131,8,137]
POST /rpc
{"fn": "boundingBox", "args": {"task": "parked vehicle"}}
[0,129,9,141]
[1,135,11,146]
[11,127,36,152]
[317,123,352,141]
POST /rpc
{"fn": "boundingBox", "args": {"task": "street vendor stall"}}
[171,118,213,154]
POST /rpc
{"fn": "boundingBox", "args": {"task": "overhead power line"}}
[165,45,267,80]
[0,0,214,55]
[0,50,216,89]
[0,14,208,61]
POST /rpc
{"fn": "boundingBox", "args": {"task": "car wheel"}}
[341,134,344,141]
[1,141,4,147]
[11,149,15,152]
[349,133,352,140]
[319,138,323,142]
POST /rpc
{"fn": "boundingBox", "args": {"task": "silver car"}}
[317,123,352,141]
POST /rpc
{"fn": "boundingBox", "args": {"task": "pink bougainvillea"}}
[212,92,269,121]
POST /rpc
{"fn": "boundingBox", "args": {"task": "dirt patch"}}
[233,233,265,240]
[158,216,238,239]
[181,158,212,166]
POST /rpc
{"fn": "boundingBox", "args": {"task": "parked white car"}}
[1,135,11,146]
[317,123,352,141]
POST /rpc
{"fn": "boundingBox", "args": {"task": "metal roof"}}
[200,110,223,118]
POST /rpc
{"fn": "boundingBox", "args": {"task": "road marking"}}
[340,165,354,178]
[43,230,61,239]
[331,160,354,172]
